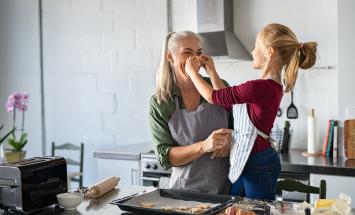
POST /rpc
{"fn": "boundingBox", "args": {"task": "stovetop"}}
[141,150,172,174]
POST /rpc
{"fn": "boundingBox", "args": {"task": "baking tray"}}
[111,189,236,215]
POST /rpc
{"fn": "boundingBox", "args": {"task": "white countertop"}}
[93,142,153,160]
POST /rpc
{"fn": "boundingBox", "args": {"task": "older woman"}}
[149,31,233,194]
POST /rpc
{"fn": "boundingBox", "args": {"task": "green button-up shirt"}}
[149,77,234,169]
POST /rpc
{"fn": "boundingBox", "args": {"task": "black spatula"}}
[287,91,298,119]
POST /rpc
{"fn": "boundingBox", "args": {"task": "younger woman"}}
[185,23,317,200]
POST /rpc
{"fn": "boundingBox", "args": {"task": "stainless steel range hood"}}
[196,0,251,60]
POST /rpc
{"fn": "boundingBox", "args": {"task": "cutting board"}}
[344,119,355,159]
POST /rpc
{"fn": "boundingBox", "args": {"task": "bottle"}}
[85,176,120,198]
[304,207,311,215]
[281,121,291,153]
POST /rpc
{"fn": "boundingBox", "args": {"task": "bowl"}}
[57,192,84,211]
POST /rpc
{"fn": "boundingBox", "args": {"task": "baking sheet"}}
[113,189,235,215]
[125,190,219,212]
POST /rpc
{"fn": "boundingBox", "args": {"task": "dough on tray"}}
[190,207,205,214]
[139,202,155,208]
[176,206,191,211]
[196,203,212,209]
[161,206,174,211]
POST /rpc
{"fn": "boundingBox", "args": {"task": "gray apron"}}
[168,97,231,194]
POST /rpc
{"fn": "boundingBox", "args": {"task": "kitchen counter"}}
[0,186,145,215]
[280,149,355,177]
[1,186,354,214]
[93,142,152,160]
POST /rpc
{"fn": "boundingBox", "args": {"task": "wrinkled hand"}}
[199,55,216,75]
[185,56,201,77]
[201,128,233,153]
[210,131,232,159]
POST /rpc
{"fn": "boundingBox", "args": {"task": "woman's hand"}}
[210,132,232,159]
[201,128,233,153]
[199,55,216,75]
[185,56,201,78]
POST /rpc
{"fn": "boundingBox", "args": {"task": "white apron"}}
[229,103,276,183]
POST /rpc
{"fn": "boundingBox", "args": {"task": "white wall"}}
[172,0,338,151]
[42,0,167,185]
[0,0,350,186]
[338,0,355,122]
[0,0,167,185]
[0,0,42,158]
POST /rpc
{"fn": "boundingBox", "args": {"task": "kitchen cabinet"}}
[310,173,355,208]
[97,158,140,186]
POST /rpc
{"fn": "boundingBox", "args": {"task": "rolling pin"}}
[85,176,120,198]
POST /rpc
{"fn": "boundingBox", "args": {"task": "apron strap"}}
[174,96,180,110]
[256,130,277,147]
[256,130,269,139]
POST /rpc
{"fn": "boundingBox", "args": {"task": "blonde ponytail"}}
[155,32,175,104]
[260,23,317,92]
[154,31,200,103]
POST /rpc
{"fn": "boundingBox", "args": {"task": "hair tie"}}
[299,43,304,50]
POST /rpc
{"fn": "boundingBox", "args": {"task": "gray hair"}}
[154,31,200,104]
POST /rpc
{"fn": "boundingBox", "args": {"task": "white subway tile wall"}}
[0,0,342,185]
[43,0,167,185]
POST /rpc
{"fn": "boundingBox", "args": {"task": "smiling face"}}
[167,37,202,81]
[251,34,267,69]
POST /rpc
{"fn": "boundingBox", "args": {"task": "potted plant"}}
[4,92,29,163]
[0,124,15,159]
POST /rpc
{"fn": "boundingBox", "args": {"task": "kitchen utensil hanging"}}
[277,108,282,117]
[287,91,298,119]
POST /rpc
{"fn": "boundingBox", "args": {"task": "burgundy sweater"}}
[212,79,283,153]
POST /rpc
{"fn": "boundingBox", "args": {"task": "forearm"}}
[208,70,225,90]
[168,141,205,166]
[189,74,214,103]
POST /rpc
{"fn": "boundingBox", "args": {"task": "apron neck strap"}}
[174,96,180,110]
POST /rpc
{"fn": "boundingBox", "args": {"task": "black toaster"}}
[0,157,68,213]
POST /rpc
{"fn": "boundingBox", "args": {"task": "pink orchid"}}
[19,104,28,112]
[6,92,29,113]
[4,92,30,151]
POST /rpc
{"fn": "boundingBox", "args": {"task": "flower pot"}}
[5,150,26,163]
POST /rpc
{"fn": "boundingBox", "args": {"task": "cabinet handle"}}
[131,168,138,185]
[140,176,160,182]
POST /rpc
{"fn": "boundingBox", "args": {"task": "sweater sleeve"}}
[149,97,175,170]
[212,80,263,106]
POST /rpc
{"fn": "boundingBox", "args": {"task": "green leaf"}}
[18,139,27,151]
[0,127,15,144]
[4,129,27,151]
[7,138,17,147]
[19,133,27,145]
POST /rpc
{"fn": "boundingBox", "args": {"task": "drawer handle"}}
[140,176,160,182]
